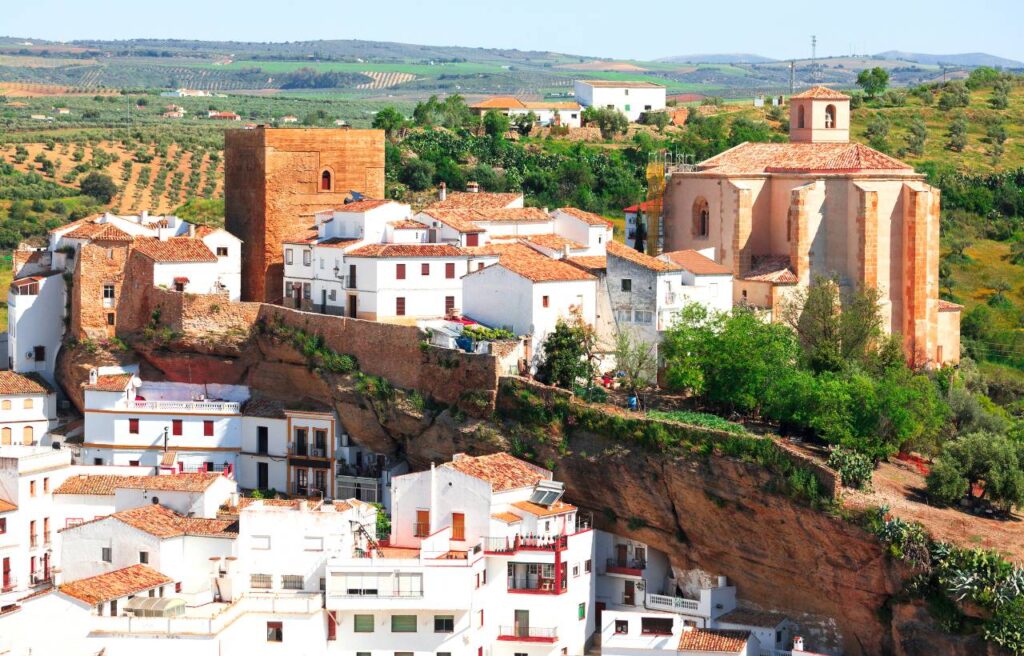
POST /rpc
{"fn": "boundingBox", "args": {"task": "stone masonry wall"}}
[72,241,133,340]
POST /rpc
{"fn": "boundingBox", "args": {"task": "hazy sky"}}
[6,0,1024,62]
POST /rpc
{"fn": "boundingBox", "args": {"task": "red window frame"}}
[172,419,182,436]
[445,262,455,279]
[203,420,214,437]
[129,418,139,434]
[421,263,430,276]
[396,297,406,316]
[396,263,406,280]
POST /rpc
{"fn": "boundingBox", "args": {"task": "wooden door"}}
[616,544,628,566]
[416,509,430,537]
[514,609,529,637]
[624,580,635,606]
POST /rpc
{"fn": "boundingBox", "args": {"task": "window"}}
[266,621,283,642]
[585,559,592,573]
[615,620,629,634]
[175,582,182,593]
[434,615,454,633]
[633,310,653,324]
[257,426,268,454]
[320,169,332,191]
[452,512,465,541]
[415,509,430,537]
[204,420,214,437]
[102,284,115,304]
[578,603,586,620]
[396,263,406,280]
[445,262,455,279]
[797,104,805,129]
[641,617,674,635]
[445,296,455,315]
[302,250,311,267]
[573,564,580,577]
[391,615,417,632]
[421,263,430,276]
[693,197,710,238]
[102,547,112,563]
[0,400,7,411]
[478,609,484,627]
[139,551,149,564]
[282,575,303,590]
[825,104,837,129]
[0,518,5,534]
[129,418,139,434]
[107,312,115,326]
[172,419,182,436]
[644,104,652,110]
[216,246,228,257]
[251,573,272,589]
[33,346,45,362]
[302,283,311,300]
[29,480,36,497]
[329,289,336,301]
[396,297,406,316]
[22,426,33,446]
[286,249,294,265]
[542,295,549,308]
[353,615,375,632]
[466,233,479,247]
[621,278,632,292]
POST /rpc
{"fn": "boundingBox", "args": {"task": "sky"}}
[5,0,1024,63]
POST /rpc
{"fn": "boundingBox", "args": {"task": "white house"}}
[6,268,66,382]
[0,371,57,447]
[659,249,734,316]
[573,80,666,122]
[471,97,583,128]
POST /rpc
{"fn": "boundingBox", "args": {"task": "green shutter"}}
[391,615,417,632]
[578,602,586,619]
[353,614,374,632]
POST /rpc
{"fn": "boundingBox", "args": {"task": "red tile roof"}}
[444,453,548,491]
[661,250,732,275]
[939,299,964,312]
[607,240,681,272]
[427,192,522,211]
[482,243,597,283]
[566,256,607,273]
[64,222,132,242]
[623,201,657,213]
[556,207,612,226]
[390,219,427,229]
[317,238,361,249]
[108,504,238,539]
[791,85,850,100]
[491,512,523,524]
[346,244,467,258]
[521,234,585,251]
[119,473,224,493]
[743,256,797,284]
[0,371,54,395]
[83,373,133,391]
[59,565,172,605]
[55,475,146,496]
[697,142,913,175]
[132,237,218,263]
[419,209,488,233]
[677,628,750,653]
[473,96,527,109]
[335,199,395,213]
[475,207,551,223]
[511,499,577,517]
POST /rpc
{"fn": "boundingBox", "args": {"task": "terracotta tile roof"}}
[65,222,133,242]
[697,142,913,175]
[511,499,577,517]
[444,453,549,492]
[132,237,218,263]
[427,192,522,210]
[380,546,421,559]
[481,243,597,283]
[317,237,361,248]
[475,207,552,223]
[465,242,519,257]
[283,225,319,244]
[716,608,790,628]
[566,256,607,273]
[578,79,665,88]
[661,250,732,276]
[49,216,92,234]
[118,473,224,493]
[744,256,797,284]
[419,209,488,233]
[939,299,964,312]
[791,85,850,100]
[623,201,657,213]
[109,504,237,539]
[389,219,427,229]
[556,207,612,226]
[346,243,467,258]
[55,474,145,496]
[473,96,527,109]
[83,373,133,391]
[491,512,523,524]
[523,101,582,111]
[335,199,395,213]
[607,240,681,272]
[0,499,16,513]
[677,628,750,653]
[521,234,585,251]
[59,565,172,605]
[0,371,54,396]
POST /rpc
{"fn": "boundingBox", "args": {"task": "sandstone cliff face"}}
[56,334,971,656]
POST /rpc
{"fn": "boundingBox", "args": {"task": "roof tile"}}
[661,250,732,275]
[697,142,913,175]
[59,565,172,605]
[556,207,612,226]
[444,453,548,492]
[0,371,54,396]
[607,240,681,272]
[677,628,750,653]
[346,244,467,258]
[427,192,522,211]
[791,85,850,100]
[132,237,218,263]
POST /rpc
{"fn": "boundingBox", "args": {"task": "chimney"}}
[562,244,571,258]
[717,575,728,587]
[793,636,805,653]
[466,181,479,193]
[88,368,98,386]
[140,210,149,221]
[439,182,447,201]
[188,223,196,238]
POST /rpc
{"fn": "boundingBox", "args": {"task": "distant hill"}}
[874,50,1024,68]
[657,53,776,64]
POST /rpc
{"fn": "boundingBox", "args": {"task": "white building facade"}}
[573,80,666,122]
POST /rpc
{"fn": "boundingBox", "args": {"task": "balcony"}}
[1,576,17,593]
[646,592,700,614]
[606,557,646,577]
[507,576,560,594]
[497,625,558,643]
[414,522,430,538]
[117,399,241,414]
[288,483,328,498]
[484,534,568,554]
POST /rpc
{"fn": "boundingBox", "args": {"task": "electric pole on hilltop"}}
[811,35,818,83]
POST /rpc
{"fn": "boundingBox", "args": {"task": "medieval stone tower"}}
[224,127,385,302]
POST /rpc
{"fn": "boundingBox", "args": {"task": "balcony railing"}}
[484,534,568,554]
[118,399,241,414]
[288,483,326,498]
[646,592,701,614]
[507,577,558,593]
[413,522,430,537]
[497,625,558,642]
[1,576,17,593]
[606,557,646,575]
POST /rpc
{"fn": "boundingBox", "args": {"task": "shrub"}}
[827,446,874,489]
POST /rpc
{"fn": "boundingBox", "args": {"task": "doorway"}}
[257,462,269,490]
[514,609,530,637]
[347,295,357,318]
[624,580,635,606]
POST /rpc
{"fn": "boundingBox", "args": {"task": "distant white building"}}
[0,371,57,446]
[471,97,583,128]
[160,89,211,97]
[573,80,666,122]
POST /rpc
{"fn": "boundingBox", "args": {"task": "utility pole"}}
[811,35,818,82]
[789,60,795,95]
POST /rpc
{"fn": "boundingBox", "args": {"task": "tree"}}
[926,431,1024,513]
[987,122,1008,161]
[612,330,657,396]
[371,106,407,139]
[990,79,1011,110]
[856,67,890,98]
[512,111,538,136]
[536,314,599,390]
[482,109,511,137]
[865,113,891,152]
[583,107,628,139]
[905,116,928,156]
[79,172,117,203]
[398,158,435,192]
[947,114,968,152]
[938,82,971,111]
[638,110,670,132]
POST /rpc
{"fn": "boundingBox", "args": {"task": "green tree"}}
[905,116,928,156]
[512,111,539,136]
[865,113,891,152]
[947,114,969,152]
[79,172,118,203]
[612,329,657,396]
[926,431,1024,513]
[987,122,1008,161]
[371,106,407,139]
[536,314,599,390]
[856,67,890,98]
[398,158,435,192]
[583,107,629,139]
[482,109,511,137]
[638,110,670,132]
[990,79,1011,110]
[938,82,971,111]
